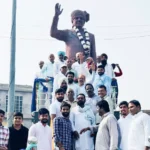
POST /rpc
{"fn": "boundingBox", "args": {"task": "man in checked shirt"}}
[53,101,79,150]
[0,109,9,150]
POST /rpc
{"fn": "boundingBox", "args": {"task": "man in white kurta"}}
[54,51,66,76]
[128,100,150,150]
[28,108,52,150]
[71,94,95,150]
[80,100,118,150]
[53,64,67,92]
[77,75,87,96]
[41,54,55,78]
[118,101,132,150]
[66,71,78,98]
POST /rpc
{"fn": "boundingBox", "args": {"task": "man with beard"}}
[52,77,68,103]
[93,65,112,96]
[100,53,118,104]
[118,101,132,150]
[28,108,52,150]
[50,88,65,121]
[100,53,115,78]
[66,71,78,98]
[53,102,74,150]
[50,3,96,61]
[71,94,95,150]
[85,84,100,114]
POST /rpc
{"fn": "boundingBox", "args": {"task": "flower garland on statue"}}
[73,26,91,55]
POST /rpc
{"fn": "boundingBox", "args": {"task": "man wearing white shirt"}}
[71,94,95,150]
[100,53,115,78]
[98,85,114,114]
[41,54,55,78]
[72,52,86,77]
[85,83,101,125]
[66,59,78,78]
[118,101,132,150]
[80,100,118,150]
[66,71,78,98]
[96,55,101,67]
[50,88,65,121]
[35,61,45,78]
[128,100,150,150]
[54,51,66,75]
[77,75,86,96]
[35,61,52,108]
[53,64,67,92]
[28,108,52,150]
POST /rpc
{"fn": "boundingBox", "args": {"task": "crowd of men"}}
[0,51,150,150]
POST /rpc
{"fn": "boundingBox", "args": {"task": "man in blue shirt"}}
[53,101,76,150]
[93,65,112,96]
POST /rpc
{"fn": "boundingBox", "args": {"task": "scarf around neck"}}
[78,104,95,125]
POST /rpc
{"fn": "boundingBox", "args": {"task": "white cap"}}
[60,64,67,68]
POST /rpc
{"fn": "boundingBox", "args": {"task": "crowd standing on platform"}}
[0,51,150,150]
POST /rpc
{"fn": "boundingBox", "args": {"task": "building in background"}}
[0,84,32,128]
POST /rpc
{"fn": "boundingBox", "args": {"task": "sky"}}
[0,0,150,109]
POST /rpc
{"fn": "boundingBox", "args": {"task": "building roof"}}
[0,84,33,92]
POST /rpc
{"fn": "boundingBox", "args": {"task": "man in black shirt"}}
[8,112,28,150]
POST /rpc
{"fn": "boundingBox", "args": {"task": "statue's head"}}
[71,10,90,28]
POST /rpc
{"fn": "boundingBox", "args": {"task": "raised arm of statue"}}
[50,3,68,41]
[91,34,96,62]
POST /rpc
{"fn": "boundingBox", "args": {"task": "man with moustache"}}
[28,108,52,150]
[100,53,115,78]
[93,65,112,96]
[53,102,74,150]
[71,94,95,150]
[50,88,65,121]
[85,83,100,116]
[66,71,78,98]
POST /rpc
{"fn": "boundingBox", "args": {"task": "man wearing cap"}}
[53,64,67,92]
[54,51,66,76]
[50,3,96,62]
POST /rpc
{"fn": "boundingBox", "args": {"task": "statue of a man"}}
[50,3,96,62]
